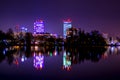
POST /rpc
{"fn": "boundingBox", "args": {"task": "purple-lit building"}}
[63,19,72,39]
[34,20,44,34]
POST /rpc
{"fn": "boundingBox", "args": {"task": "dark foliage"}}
[65,29,107,47]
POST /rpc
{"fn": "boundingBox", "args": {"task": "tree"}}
[6,28,14,40]
[25,32,33,46]
[0,30,5,40]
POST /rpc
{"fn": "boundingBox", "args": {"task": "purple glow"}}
[34,20,44,34]
[33,53,44,70]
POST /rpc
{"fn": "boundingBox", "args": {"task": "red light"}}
[13,59,19,65]
[36,19,43,23]
[63,19,72,23]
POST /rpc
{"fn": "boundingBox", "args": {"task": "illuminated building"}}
[34,20,44,34]
[33,53,44,70]
[66,27,79,37]
[63,51,71,71]
[63,19,72,39]
[21,27,28,32]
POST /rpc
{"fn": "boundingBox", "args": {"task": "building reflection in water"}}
[33,52,44,70]
[107,46,119,55]
[2,45,120,71]
[21,54,27,62]
[32,46,59,70]
[63,51,71,71]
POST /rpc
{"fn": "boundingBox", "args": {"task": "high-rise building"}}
[63,19,72,38]
[34,20,44,34]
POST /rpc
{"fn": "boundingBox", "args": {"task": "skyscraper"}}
[63,19,72,39]
[34,20,44,34]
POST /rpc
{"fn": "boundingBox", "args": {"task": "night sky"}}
[0,0,120,37]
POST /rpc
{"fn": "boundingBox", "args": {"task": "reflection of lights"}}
[13,59,19,65]
[21,58,24,62]
[14,46,19,49]
[63,51,71,71]
[111,47,114,52]
[5,48,8,51]
[102,52,108,59]
[110,47,118,54]
[54,50,57,56]
[21,56,27,62]
[118,46,120,50]
[35,46,39,51]
[63,19,72,39]
[33,53,44,70]
[114,48,118,54]
[3,50,6,55]
[49,52,52,56]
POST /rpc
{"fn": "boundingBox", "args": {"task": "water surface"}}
[0,46,120,80]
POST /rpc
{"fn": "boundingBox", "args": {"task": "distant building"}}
[21,27,28,32]
[63,19,72,39]
[34,20,44,34]
[66,27,79,37]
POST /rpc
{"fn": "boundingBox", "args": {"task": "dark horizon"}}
[0,0,120,37]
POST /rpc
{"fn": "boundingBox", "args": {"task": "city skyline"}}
[0,0,120,37]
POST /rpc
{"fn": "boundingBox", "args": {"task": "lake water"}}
[0,46,120,80]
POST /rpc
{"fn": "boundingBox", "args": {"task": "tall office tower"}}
[63,19,72,39]
[34,20,44,34]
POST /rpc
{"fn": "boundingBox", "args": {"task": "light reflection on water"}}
[1,46,120,69]
[0,46,120,79]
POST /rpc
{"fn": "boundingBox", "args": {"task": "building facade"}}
[34,20,44,34]
[63,19,72,39]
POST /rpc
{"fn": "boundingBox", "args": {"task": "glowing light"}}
[3,50,6,55]
[118,46,120,50]
[111,47,115,52]
[21,55,27,62]
[21,58,24,62]
[49,52,53,56]
[21,27,28,32]
[102,52,108,59]
[13,59,19,65]
[63,19,72,38]
[33,53,44,70]
[54,50,57,56]
[108,46,118,54]
[34,20,44,34]
[35,46,39,51]
[63,51,71,71]
[63,19,72,23]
